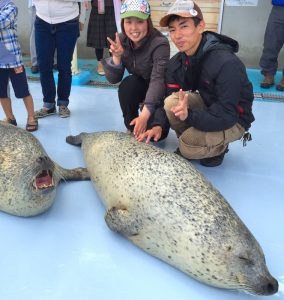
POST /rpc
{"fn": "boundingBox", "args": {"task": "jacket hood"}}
[202,31,239,54]
[176,31,239,68]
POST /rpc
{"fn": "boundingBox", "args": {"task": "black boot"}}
[200,147,229,167]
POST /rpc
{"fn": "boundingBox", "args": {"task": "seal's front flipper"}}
[61,167,90,181]
[66,133,86,146]
[105,207,143,236]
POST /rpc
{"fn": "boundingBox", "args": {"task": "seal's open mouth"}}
[33,170,54,190]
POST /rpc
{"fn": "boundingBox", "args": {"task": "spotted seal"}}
[66,131,278,295]
[0,122,90,217]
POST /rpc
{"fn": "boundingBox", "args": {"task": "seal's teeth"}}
[32,181,38,190]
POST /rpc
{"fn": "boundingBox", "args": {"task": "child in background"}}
[0,0,38,131]
[87,0,117,76]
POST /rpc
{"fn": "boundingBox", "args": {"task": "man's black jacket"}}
[165,31,255,131]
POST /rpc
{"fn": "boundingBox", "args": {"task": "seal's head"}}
[0,122,89,217]
[213,231,278,295]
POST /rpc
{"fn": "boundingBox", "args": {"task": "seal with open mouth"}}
[0,122,90,217]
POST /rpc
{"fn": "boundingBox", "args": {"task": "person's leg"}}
[34,16,57,113]
[259,6,284,87]
[179,123,245,166]
[29,6,38,73]
[23,95,38,131]
[0,69,16,123]
[0,97,16,124]
[118,75,148,131]
[96,48,105,75]
[55,17,79,114]
[9,67,38,131]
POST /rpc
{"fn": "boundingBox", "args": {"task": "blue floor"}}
[0,70,284,300]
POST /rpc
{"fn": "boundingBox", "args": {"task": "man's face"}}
[168,17,205,56]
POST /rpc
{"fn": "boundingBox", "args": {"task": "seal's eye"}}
[238,256,254,266]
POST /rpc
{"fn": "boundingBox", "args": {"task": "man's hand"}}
[171,89,189,121]
[136,126,162,143]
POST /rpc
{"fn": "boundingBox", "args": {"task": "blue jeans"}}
[34,16,79,108]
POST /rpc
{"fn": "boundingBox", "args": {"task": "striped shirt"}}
[0,3,22,68]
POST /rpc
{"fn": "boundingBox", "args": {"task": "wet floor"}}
[0,73,283,300]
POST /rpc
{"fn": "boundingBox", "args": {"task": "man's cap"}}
[159,0,203,27]
[120,0,151,20]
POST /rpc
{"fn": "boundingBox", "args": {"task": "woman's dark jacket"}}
[103,28,170,133]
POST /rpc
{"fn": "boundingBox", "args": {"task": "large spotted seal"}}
[0,122,90,217]
[66,131,278,295]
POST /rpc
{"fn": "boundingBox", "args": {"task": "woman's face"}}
[123,17,148,47]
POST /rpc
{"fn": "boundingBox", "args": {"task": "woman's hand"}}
[107,32,124,65]
[130,106,151,138]
[136,126,162,143]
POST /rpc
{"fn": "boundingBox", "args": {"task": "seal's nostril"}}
[266,279,279,295]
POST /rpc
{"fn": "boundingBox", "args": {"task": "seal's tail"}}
[66,133,86,146]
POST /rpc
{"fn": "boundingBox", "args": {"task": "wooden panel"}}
[148,0,223,57]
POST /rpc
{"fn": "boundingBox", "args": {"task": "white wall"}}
[221,0,284,68]
[13,0,284,68]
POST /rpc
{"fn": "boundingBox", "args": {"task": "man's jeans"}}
[34,16,79,108]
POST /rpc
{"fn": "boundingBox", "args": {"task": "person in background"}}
[28,0,57,74]
[102,0,170,143]
[259,0,284,90]
[86,0,117,76]
[28,0,38,74]
[0,0,38,131]
[33,0,88,119]
[160,0,254,167]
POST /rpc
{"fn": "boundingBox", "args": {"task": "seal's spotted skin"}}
[66,131,278,296]
[0,122,90,217]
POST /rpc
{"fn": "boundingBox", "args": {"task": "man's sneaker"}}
[276,76,284,91]
[34,107,56,119]
[173,147,192,162]
[174,147,182,156]
[59,106,70,118]
[200,147,229,167]
[260,75,274,88]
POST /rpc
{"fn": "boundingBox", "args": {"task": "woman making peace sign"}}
[102,0,170,143]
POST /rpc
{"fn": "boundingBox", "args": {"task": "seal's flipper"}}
[60,167,90,181]
[105,207,142,236]
[66,133,86,146]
